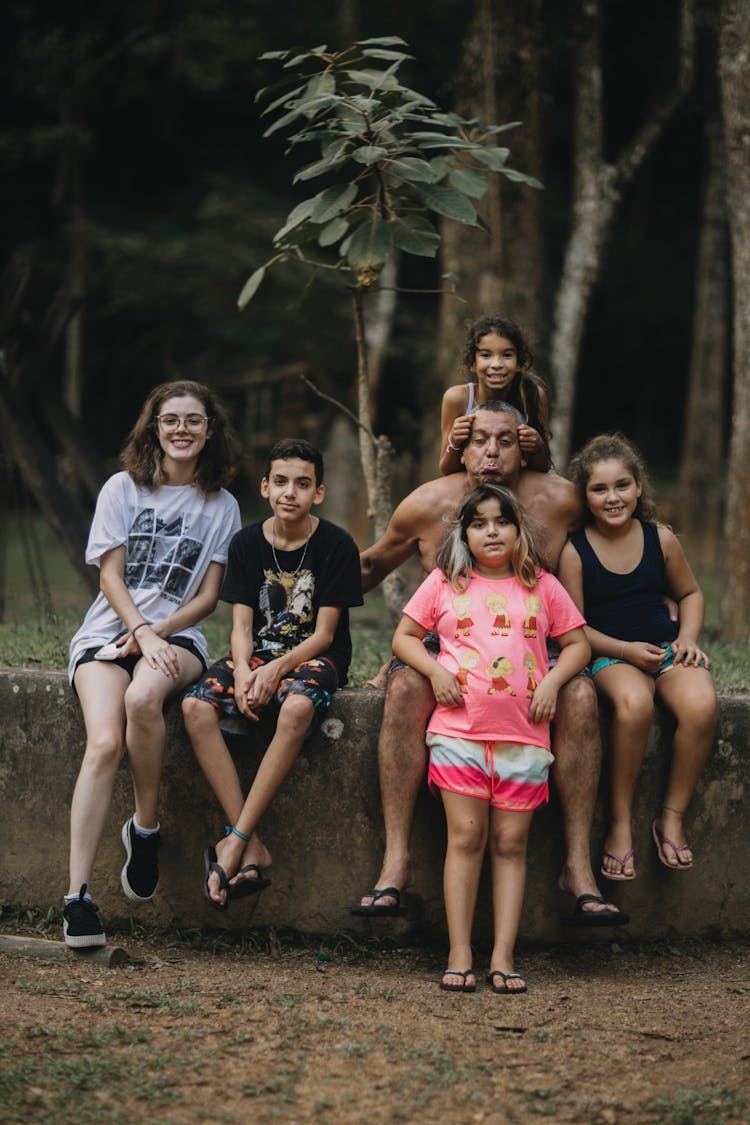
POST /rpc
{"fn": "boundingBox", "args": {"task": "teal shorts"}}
[591,642,703,680]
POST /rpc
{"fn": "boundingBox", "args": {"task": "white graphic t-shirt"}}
[68,472,240,681]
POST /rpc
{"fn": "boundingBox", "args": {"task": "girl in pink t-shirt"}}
[393,484,589,995]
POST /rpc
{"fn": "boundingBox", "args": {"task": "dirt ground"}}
[1,928,748,1125]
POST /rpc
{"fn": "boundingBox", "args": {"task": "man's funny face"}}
[461,410,525,486]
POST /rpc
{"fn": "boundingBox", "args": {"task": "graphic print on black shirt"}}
[257,568,316,654]
[123,509,212,603]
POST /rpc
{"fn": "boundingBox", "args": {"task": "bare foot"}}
[359,859,410,909]
[558,864,620,915]
[652,812,693,868]
[601,824,636,880]
[364,660,389,691]
[487,968,527,994]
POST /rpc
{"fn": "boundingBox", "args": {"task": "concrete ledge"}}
[1,668,748,941]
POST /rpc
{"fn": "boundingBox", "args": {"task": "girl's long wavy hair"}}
[567,432,658,523]
[436,484,543,591]
[460,314,549,442]
[121,380,241,493]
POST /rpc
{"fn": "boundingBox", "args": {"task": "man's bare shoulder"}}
[517,470,583,530]
[392,473,469,527]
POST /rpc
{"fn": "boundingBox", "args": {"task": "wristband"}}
[132,622,150,638]
[619,641,627,659]
[446,438,461,453]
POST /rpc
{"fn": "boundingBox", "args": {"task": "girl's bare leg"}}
[488,807,533,991]
[440,790,489,990]
[123,651,204,828]
[68,662,131,895]
[594,664,655,879]
[653,665,717,865]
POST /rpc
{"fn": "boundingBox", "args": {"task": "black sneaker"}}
[120,816,160,901]
[63,884,106,948]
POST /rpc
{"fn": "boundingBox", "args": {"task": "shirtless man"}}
[352,401,628,925]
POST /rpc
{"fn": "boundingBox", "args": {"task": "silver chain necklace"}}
[271,517,313,576]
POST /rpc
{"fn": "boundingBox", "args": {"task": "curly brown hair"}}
[460,314,549,442]
[567,433,658,523]
[120,380,241,493]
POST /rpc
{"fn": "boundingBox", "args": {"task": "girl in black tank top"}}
[558,434,716,890]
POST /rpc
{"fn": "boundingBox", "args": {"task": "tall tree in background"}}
[718,0,750,642]
[548,0,696,468]
[435,0,545,405]
[677,1,728,571]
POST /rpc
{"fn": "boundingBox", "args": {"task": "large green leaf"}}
[310,183,358,223]
[360,48,413,61]
[305,72,336,98]
[499,168,544,188]
[237,267,266,309]
[389,157,436,183]
[356,36,409,46]
[346,218,393,268]
[351,144,388,165]
[471,146,510,171]
[318,217,349,247]
[448,166,489,199]
[342,68,401,91]
[273,196,316,243]
[263,106,306,137]
[417,183,479,225]
[293,155,348,183]
[390,217,440,257]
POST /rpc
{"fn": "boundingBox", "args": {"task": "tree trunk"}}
[549,0,696,469]
[718,0,750,642]
[677,53,728,572]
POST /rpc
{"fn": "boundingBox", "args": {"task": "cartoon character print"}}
[453,593,474,637]
[523,652,538,698]
[524,595,541,638]
[486,656,516,696]
[258,569,315,653]
[485,592,511,636]
[456,650,480,694]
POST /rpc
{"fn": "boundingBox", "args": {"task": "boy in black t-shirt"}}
[183,439,362,908]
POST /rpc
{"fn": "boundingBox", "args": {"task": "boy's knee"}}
[182,694,217,731]
[278,690,315,728]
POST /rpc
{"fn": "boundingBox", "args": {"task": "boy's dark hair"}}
[265,439,324,486]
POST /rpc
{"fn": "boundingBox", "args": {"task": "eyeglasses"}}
[156,413,209,432]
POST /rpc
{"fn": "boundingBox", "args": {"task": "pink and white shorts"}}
[426,733,554,811]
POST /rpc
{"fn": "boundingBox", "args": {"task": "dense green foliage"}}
[240,37,540,305]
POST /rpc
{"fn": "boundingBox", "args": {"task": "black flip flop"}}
[561,893,629,927]
[350,887,408,917]
[228,863,271,900]
[440,969,476,993]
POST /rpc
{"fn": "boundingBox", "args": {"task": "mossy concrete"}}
[1,668,747,941]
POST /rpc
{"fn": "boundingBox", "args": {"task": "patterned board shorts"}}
[591,641,704,679]
[185,653,338,735]
[426,733,554,812]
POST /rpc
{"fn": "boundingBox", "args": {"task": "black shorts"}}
[73,635,205,695]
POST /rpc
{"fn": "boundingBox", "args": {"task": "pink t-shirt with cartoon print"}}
[403,568,585,749]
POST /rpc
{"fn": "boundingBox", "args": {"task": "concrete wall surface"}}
[1,668,748,942]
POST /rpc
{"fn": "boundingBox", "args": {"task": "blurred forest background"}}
[1,0,749,642]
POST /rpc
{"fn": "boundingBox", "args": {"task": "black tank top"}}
[570,521,678,643]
